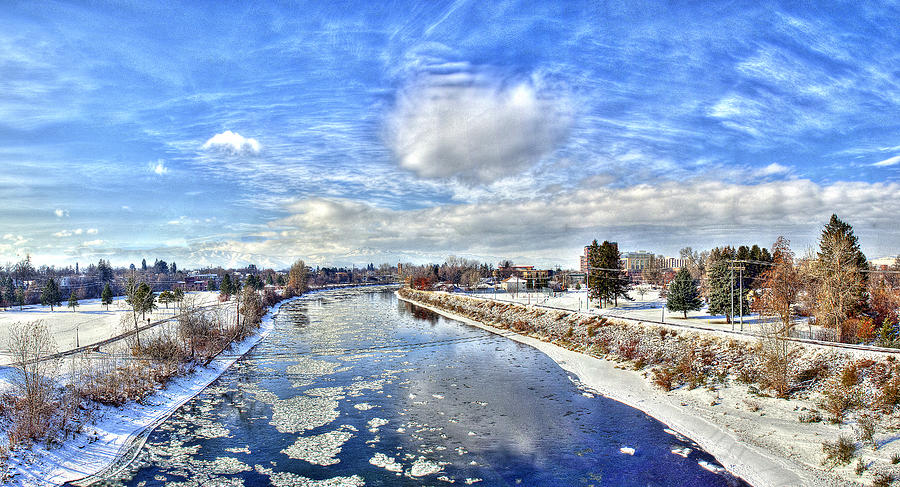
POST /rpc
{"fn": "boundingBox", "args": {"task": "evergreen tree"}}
[101,283,113,310]
[207,279,218,291]
[586,240,603,305]
[158,290,172,309]
[41,279,61,311]
[706,261,747,323]
[171,262,177,274]
[67,291,79,311]
[667,267,702,318]
[14,287,25,310]
[221,274,233,299]
[599,241,630,306]
[141,258,147,271]
[814,214,868,338]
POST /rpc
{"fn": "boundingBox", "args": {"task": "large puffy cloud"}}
[386,74,571,183]
[202,130,261,155]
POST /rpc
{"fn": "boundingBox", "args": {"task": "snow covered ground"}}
[0,291,222,366]
[4,295,294,487]
[464,288,814,337]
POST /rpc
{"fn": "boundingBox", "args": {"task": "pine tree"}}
[706,261,746,323]
[141,258,147,271]
[221,274,233,299]
[68,291,79,312]
[667,267,702,318]
[586,240,603,305]
[41,279,61,311]
[814,215,868,339]
[599,241,630,306]
[101,283,113,310]
[14,287,25,310]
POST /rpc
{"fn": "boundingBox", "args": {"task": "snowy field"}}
[464,288,813,337]
[0,291,222,366]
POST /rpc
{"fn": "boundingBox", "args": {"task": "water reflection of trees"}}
[398,300,440,325]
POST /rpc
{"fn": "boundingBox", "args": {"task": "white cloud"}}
[873,155,900,167]
[386,73,571,183]
[81,239,104,247]
[150,159,169,175]
[202,130,261,155]
[171,178,899,268]
[121,206,132,212]
[54,228,88,237]
[54,208,68,218]
[756,163,791,177]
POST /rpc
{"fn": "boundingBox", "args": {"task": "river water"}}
[101,287,745,486]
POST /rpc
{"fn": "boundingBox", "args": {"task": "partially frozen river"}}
[100,287,745,486]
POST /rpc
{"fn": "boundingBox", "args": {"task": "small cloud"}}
[74,228,83,235]
[756,163,791,177]
[53,230,72,237]
[121,206,132,212]
[54,208,69,218]
[202,130,261,155]
[873,155,900,167]
[150,159,169,175]
[82,239,104,247]
[86,228,98,235]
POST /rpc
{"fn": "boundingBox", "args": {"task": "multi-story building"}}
[623,251,655,271]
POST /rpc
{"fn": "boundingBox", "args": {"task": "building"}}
[493,265,551,289]
[662,257,687,270]
[502,276,526,293]
[623,251,654,271]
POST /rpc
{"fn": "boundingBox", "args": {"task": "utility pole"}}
[739,266,744,332]
[730,265,734,331]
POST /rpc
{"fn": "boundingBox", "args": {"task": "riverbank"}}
[6,297,297,487]
[397,289,900,487]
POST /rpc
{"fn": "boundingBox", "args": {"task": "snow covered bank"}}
[7,296,298,487]
[397,289,894,487]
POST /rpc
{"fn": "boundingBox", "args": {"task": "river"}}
[97,287,745,486]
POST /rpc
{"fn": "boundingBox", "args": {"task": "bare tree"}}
[8,321,59,442]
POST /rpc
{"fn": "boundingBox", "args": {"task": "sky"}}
[2,0,900,270]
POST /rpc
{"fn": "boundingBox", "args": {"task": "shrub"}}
[821,435,856,470]
[891,452,900,464]
[855,413,878,450]
[841,364,859,387]
[798,410,822,423]
[652,366,677,391]
[854,458,865,476]
[873,473,895,487]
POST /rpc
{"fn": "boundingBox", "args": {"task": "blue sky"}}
[2,0,900,269]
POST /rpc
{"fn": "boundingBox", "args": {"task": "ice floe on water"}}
[267,471,365,487]
[464,479,483,485]
[408,456,444,477]
[224,446,251,454]
[271,395,340,434]
[367,417,389,432]
[369,452,404,473]
[619,447,636,455]
[354,402,375,411]
[671,447,692,458]
[282,427,354,466]
[698,460,726,474]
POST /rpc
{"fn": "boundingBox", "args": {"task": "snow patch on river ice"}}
[281,428,354,466]
[369,452,403,473]
[271,395,340,434]
[408,456,444,477]
[367,417,388,432]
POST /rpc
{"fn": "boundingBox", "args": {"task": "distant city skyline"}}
[2,1,900,269]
